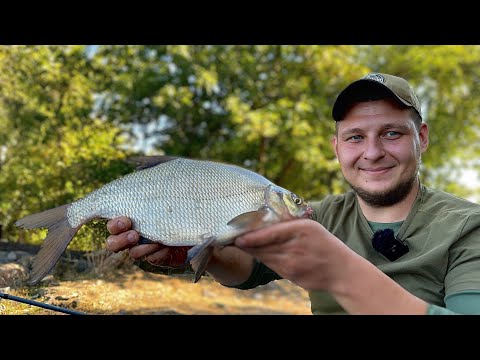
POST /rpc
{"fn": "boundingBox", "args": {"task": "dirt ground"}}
[1,267,312,315]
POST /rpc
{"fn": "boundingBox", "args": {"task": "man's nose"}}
[363,138,386,160]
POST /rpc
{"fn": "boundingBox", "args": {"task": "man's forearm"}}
[205,246,255,287]
[330,250,429,314]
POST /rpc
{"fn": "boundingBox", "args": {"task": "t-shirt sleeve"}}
[426,303,459,315]
[444,290,480,314]
[445,216,480,294]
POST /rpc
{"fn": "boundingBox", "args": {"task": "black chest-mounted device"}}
[372,228,409,261]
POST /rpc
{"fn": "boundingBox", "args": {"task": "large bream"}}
[16,156,313,284]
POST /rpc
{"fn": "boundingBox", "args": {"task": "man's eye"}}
[384,131,400,138]
[347,135,363,141]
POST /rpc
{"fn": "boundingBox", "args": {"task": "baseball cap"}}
[332,73,422,121]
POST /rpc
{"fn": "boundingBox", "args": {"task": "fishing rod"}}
[0,291,87,315]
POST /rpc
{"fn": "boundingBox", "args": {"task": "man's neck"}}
[357,180,420,223]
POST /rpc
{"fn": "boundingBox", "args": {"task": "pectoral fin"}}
[227,207,274,231]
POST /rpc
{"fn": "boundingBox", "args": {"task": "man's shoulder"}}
[423,186,480,216]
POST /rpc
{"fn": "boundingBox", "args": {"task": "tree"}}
[0,46,131,249]
[3,45,480,248]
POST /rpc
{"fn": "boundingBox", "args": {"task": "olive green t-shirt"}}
[233,184,480,314]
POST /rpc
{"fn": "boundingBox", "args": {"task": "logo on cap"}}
[363,73,385,83]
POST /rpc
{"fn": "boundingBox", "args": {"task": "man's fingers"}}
[106,230,139,252]
[145,247,171,265]
[147,246,191,267]
[128,243,165,260]
[106,217,132,235]
[235,220,303,248]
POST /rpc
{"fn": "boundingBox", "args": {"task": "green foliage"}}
[2,45,480,250]
[0,46,132,249]
[93,45,369,200]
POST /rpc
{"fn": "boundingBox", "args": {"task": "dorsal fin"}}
[126,156,179,170]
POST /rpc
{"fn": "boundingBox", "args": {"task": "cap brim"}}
[332,79,411,121]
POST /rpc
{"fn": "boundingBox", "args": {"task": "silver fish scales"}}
[69,157,274,244]
[16,156,313,284]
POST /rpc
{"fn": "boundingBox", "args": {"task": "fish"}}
[15,156,313,285]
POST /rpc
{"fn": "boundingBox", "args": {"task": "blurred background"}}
[2,44,480,252]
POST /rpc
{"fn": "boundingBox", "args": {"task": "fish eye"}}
[291,194,302,205]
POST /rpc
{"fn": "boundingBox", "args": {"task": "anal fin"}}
[187,236,216,283]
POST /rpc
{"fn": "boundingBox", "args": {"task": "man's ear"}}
[419,123,429,153]
[331,135,339,159]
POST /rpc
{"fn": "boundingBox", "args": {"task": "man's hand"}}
[106,216,190,268]
[234,219,352,291]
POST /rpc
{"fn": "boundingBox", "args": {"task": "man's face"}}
[333,99,429,207]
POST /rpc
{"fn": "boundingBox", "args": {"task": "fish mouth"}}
[303,205,314,218]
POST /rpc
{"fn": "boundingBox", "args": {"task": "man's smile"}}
[359,166,395,174]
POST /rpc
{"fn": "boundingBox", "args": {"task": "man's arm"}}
[235,218,429,315]
[199,246,256,286]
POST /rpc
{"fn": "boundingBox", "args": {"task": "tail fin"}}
[15,204,80,285]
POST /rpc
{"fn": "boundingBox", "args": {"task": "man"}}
[106,73,480,314]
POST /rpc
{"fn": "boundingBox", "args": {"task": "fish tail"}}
[15,204,81,285]
[187,236,216,283]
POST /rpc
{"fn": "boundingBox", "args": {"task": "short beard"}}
[351,175,418,207]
